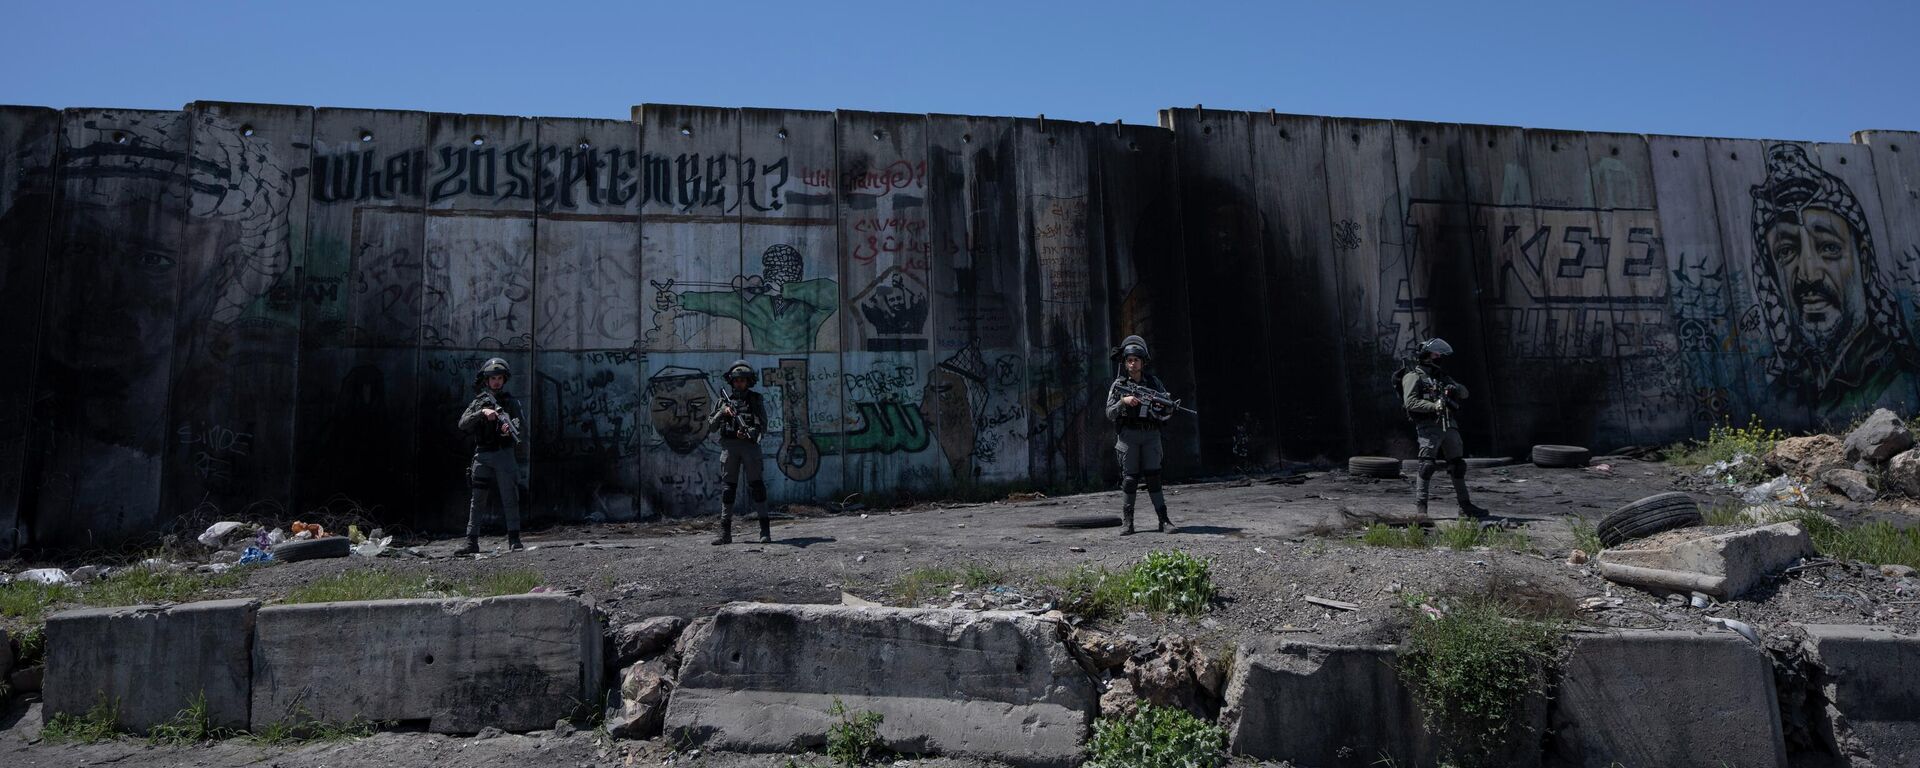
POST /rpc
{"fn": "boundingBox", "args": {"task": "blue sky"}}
[4,0,1917,142]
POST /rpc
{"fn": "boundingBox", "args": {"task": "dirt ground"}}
[6,456,1920,766]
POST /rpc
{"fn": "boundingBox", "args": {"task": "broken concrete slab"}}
[664,603,1093,768]
[604,658,673,739]
[1598,522,1812,598]
[611,615,686,668]
[43,599,256,732]
[251,594,601,733]
[1803,624,1920,767]
[1551,631,1785,768]
[1221,639,1436,767]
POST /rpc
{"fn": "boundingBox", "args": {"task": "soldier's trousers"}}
[1412,421,1473,509]
[467,447,521,537]
[718,438,767,525]
[1116,427,1168,521]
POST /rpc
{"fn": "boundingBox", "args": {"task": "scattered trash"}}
[1567,549,1590,565]
[841,592,880,607]
[1742,475,1821,507]
[353,535,393,558]
[1707,616,1761,645]
[1588,463,1614,475]
[290,521,329,539]
[197,521,250,548]
[198,563,234,574]
[70,565,104,582]
[347,524,366,544]
[1690,591,1712,609]
[1304,596,1360,611]
[238,546,275,565]
[1254,547,1267,554]
[1579,597,1626,611]
[1068,546,1087,553]
[19,567,71,585]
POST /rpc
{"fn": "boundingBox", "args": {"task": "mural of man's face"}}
[1768,206,1866,350]
[647,375,712,454]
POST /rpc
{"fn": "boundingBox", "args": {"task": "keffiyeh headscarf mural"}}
[1749,143,1920,413]
[186,111,298,330]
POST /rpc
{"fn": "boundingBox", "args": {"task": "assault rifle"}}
[478,389,523,444]
[717,393,764,441]
[1114,380,1197,420]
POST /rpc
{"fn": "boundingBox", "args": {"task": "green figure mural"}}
[661,243,837,354]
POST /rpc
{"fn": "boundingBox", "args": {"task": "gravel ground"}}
[6,455,1919,766]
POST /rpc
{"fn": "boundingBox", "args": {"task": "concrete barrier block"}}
[251,594,602,733]
[44,599,256,732]
[1221,638,1436,767]
[1551,631,1785,768]
[1804,624,1920,767]
[1598,522,1812,598]
[664,603,1094,768]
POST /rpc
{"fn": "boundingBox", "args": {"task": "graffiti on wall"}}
[315,143,799,213]
[1748,143,1920,414]
[649,243,838,353]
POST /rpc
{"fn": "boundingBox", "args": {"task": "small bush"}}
[1361,522,1530,552]
[1044,565,1133,621]
[1570,519,1602,555]
[43,698,121,744]
[1669,415,1784,484]
[147,692,240,746]
[1085,702,1226,768]
[894,567,962,605]
[826,699,886,767]
[1399,595,1567,766]
[1127,551,1215,616]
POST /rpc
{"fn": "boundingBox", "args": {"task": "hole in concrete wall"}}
[1128,141,1139,152]
[423,654,434,665]
[1350,133,1360,144]
[391,719,431,733]
[1487,139,1496,148]
[1672,149,1681,157]
[730,651,741,663]
[1893,144,1902,153]
[962,133,972,143]
[1839,156,1848,165]
[1610,146,1620,156]
[776,128,788,140]
[240,125,255,137]
[1419,136,1428,145]
[1731,152,1739,160]
[1202,125,1212,135]
[112,132,129,145]
[1047,135,1057,146]
[1279,129,1291,140]
[578,140,592,150]
[359,131,374,142]
[471,136,485,147]
[872,129,885,141]
[679,125,692,137]
[1550,143,1560,152]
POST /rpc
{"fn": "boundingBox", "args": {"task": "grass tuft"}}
[43,698,122,744]
[826,699,887,767]
[281,568,543,604]
[1399,594,1567,767]
[1361,521,1531,552]
[1084,702,1226,768]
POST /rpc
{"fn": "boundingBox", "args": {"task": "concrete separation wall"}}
[251,594,602,733]
[1550,631,1786,768]
[44,598,257,732]
[1804,623,1920,767]
[1221,639,1439,767]
[664,603,1094,768]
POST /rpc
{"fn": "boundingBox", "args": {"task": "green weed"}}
[1084,702,1227,768]
[281,568,542,604]
[826,699,886,767]
[1399,595,1567,767]
[42,698,121,744]
[147,692,241,746]
[1126,551,1215,616]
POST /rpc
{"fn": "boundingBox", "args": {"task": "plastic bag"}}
[352,535,392,558]
[238,546,275,565]
[19,567,71,585]
[197,521,249,548]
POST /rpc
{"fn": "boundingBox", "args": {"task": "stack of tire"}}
[1531,444,1591,468]
[1348,456,1401,479]
[1596,492,1703,548]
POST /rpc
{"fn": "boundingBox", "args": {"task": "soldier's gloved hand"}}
[482,408,499,421]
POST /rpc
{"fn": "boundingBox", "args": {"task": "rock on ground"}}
[1767,434,1848,479]
[1823,468,1880,503]
[1846,409,1914,464]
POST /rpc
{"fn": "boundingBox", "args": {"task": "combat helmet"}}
[1416,338,1453,359]
[723,359,757,386]
[474,357,512,388]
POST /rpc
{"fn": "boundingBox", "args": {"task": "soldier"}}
[1105,335,1176,535]
[709,360,771,545]
[1398,339,1492,521]
[456,358,524,554]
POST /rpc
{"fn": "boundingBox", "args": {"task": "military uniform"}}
[709,360,771,544]
[1105,335,1175,534]
[1398,339,1489,519]
[456,358,524,553]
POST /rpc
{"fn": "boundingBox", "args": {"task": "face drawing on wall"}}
[646,366,714,454]
[920,345,989,477]
[1749,143,1920,411]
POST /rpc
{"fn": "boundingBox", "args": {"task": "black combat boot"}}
[455,536,480,555]
[1451,463,1492,520]
[710,514,732,546]
[758,514,772,544]
[1120,476,1139,535]
[1147,478,1172,532]
[506,531,524,551]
